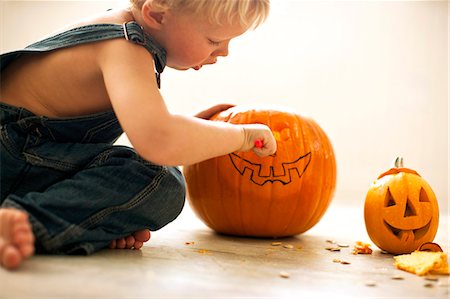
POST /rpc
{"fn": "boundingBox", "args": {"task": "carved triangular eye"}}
[419,187,430,202]
[385,188,396,207]
[404,199,417,217]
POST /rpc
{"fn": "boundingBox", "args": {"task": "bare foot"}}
[0,209,35,270]
[109,229,151,250]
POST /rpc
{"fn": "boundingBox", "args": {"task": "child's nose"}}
[213,42,229,57]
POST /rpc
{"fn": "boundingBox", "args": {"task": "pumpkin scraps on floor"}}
[352,241,373,255]
[393,242,449,276]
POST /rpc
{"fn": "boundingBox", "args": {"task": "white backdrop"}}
[1,0,448,212]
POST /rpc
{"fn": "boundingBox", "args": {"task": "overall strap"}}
[0,22,167,88]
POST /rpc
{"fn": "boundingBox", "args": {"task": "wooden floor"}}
[1,202,448,299]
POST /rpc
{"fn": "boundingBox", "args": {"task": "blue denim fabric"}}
[0,103,185,255]
[0,23,185,255]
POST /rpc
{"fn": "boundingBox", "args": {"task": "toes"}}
[133,229,151,242]
[12,232,35,257]
[125,236,135,249]
[133,241,144,250]
[13,211,28,223]
[110,229,151,251]
[13,231,34,245]
[109,239,117,249]
[116,238,126,249]
[20,244,34,257]
[1,246,22,270]
[0,239,6,258]
[12,226,35,258]
[0,209,35,269]
[13,222,32,234]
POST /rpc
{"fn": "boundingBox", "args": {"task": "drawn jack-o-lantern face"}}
[184,106,337,238]
[364,158,439,254]
[228,151,311,186]
[222,109,313,188]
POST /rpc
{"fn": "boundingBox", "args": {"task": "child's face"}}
[159,12,247,70]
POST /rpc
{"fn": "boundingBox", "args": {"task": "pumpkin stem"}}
[393,157,404,168]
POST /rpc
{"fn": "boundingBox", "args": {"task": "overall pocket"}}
[23,140,113,172]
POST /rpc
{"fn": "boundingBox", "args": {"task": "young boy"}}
[0,0,276,270]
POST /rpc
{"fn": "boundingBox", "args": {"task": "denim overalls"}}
[0,22,186,255]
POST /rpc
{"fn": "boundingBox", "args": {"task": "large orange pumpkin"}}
[364,157,439,254]
[183,106,337,237]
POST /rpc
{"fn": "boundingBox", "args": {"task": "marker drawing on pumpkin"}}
[184,106,336,237]
[228,152,312,186]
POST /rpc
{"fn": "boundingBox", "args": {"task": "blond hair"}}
[130,0,270,29]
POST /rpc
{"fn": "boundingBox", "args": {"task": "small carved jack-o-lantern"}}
[183,106,336,237]
[364,157,439,254]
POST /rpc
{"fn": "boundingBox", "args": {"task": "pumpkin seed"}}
[391,275,404,280]
[365,280,377,287]
[424,283,434,288]
[332,259,341,263]
[279,271,290,278]
[326,240,336,244]
[425,276,439,281]
[337,243,349,248]
[283,244,294,249]
[340,261,351,265]
[271,242,282,246]
[325,247,341,252]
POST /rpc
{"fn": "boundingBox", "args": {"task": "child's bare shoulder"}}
[57,8,133,32]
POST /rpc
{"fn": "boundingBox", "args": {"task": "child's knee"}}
[165,166,186,213]
[148,166,186,230]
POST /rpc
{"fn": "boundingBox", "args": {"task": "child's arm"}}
[99,40,275,166]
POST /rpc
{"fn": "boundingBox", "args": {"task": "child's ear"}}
[142,3,165,28]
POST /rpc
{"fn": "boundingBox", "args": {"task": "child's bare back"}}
[1,9,135,118]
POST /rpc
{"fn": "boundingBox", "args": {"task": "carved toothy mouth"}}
[383,220,431,242]
[228,152,312,186]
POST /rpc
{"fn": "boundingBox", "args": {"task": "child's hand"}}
[239,124,277,157]
[194,104,235,120]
